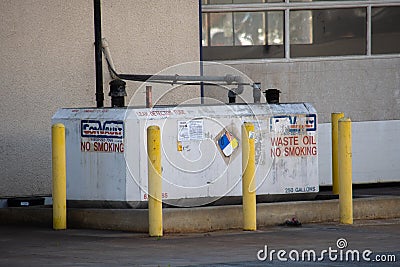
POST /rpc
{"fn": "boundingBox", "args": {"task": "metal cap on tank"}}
[228,90,237,103]
[264,89,280,104]
[109,79,127,107]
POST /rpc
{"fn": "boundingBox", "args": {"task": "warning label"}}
[270,135,317,158]
[218,131,238,157]
[80,140,124,153]
[178,120,204,141]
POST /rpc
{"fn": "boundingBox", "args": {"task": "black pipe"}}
[228,90,236,103]
[94,0,104,108]
[199,0,204,104]
[116,74,153,82]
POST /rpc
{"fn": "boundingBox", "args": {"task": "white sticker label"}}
[178,121,190,141]
[178,120,204,141]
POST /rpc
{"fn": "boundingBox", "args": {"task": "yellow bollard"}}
[52,123,67,230]
[242,122,256,231]
[147,126,163,237]
[332,112,344,195]
[338,118,353,224]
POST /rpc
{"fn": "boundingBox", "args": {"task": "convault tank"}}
[52,103,318,208]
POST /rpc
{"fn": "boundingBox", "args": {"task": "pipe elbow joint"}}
[101,38,109,49]
[224,74,244,95]
[233,76,244,95]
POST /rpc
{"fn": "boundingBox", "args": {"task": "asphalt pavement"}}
[0,218,399,266]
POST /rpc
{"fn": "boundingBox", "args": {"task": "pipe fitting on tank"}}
[252,83,261,103]
[109,79,127,107]
[264,88,281,104]
[228,90,237,103]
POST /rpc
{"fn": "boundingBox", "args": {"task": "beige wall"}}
[0,0,200,197]
[205,57,400,123]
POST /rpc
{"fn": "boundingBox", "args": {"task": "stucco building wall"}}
[0,0,200,197]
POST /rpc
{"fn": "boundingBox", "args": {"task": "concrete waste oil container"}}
[52,103,318,207]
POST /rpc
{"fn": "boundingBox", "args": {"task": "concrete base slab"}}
[1,196,399,233]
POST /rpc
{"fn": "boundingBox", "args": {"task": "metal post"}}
[147,126,163,236]
[242,122,256,231]
[332,112,344,194]
[339,118,353,224]
[52,123,66,230]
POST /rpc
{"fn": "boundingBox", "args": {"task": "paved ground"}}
[0,218,399,266]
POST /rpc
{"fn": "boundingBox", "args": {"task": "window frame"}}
[202,0,400,62]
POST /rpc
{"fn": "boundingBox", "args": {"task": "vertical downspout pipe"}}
[94,0,104,108]
[198,0,204,104]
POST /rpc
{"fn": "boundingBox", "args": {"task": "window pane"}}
[290,8,366,57]
[234,12,265,46]
[202,13,208,46]
[267,11,284,45]
[372,7,400,54]
[203,11,284,60]
[290,10,313,45]
[208,13,234,46]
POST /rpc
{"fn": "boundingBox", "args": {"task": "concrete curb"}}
[1,196,399,233]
